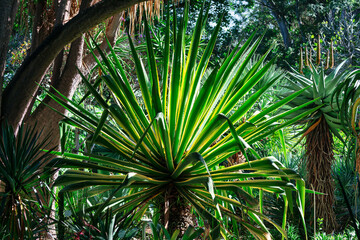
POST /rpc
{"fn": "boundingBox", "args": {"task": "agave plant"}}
[48,3,312,239]
[282,45,360,232]
[0,122,55,239]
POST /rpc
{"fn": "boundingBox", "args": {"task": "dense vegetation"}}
[1,0,360,239]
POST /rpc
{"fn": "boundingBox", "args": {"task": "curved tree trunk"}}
[1,0,146,130]
[306,116,337,233]
[25,0,92,149]
[26,12,123,150]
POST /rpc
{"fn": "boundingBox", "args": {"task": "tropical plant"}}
[331,62,360,231]
[48,3,312,239]
[147,214,204,240]
[0,122,55,239]
[335,173,360,239]
[58,188,140,239]
[332,157,360,224]
[332,68,360,173]
[282,41,360,232]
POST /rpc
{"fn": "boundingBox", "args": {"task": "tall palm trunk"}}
[306,116,337,233]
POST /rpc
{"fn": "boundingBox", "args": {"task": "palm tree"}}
[282,43,360,233]
[49,3,311,239]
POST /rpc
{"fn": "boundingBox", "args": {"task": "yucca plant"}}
[0,122,55,239]
[282,41,360,233]
[48,3,313,239]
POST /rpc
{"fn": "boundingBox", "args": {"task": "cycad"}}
[283,40,360,233]
[49,3,310,239]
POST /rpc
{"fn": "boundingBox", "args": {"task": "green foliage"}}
[313,228,356,240]
[0,122,55,239]
[320,1,360,66]
[332,66,360,139]
[48,3,310,239]
[282,62,360,140]
[147,215,204,240]
[58,188,141,239]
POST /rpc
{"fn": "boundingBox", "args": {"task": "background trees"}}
[1,0,360,238]
[1,0,359,143]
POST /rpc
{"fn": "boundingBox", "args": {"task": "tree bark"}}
[25,0,92,149]
[1,0,146,130]
[26,12,123,149]
[24,0,72,121]
[275,14,291,48]
[0,0,20,115]
[51,0,72,85]
[30,0,50,53]
[260,0,292,48]
[162,187,195,236]
[306,117,337,233]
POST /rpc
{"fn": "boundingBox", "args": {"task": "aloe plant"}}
[332,67,360,173]
[283,45,360,232]
[48,3,311,239]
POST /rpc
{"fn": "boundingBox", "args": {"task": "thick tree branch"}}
[26,12,123,149]
[2,0,146,128]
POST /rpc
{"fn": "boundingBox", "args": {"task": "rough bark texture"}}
[0,0,20,114]
[306,117,337,233]
[26,0,93,149]
[51,0,72,85]
[26,12,123,150]
[30,0,52,54]
[24,0,72,122]
[228,151,246,165]
[1,0,146,130]
[162,188,195,236]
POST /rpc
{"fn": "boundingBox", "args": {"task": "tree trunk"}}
[30,0,51,54]
[162,187,195,236]
[51,0,72,86]
[306,116,337,233]
[271,12,291,48]
[26,0,92,148]
[0,0,20,114]
[26,12,123,150]
[1,0,146,130]
[261,0,291,48]
[24,0,72,122]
